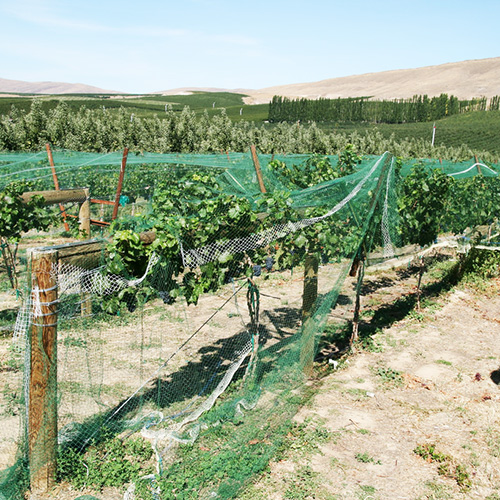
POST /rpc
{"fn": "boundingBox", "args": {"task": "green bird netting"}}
[0,148,498,499]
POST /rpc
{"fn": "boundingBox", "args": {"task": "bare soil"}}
[244,261,500,500]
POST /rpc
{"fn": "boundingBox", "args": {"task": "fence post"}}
[250,145,267,194]
[78,188,91,238]
[351,259,365,344]
[28,248,58,493]
[112,147,129,220]
[301,252,319,376]
[46,143,70,232]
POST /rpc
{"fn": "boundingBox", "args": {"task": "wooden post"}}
[351,259,365,345]
[250,145,267,194]
[112,147,129,220]
[301,253,319,376]
[78,188,91,239]
[46,144,70,232]
[475,155,482,175]
[28,248,58,493]
[21,188,88,206]
[78,188,92,316]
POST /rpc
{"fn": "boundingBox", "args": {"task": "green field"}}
[0,92,498,154]
[0,91,269,122]
[326,110,500,155]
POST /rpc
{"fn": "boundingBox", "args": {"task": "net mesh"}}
[0,148,499,499]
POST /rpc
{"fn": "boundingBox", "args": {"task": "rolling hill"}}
[1,57,499,103]
[0,77,120,95]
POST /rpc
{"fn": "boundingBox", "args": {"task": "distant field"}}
[0,92,269,122]
[325,111,500,155]
[0,92,498,154]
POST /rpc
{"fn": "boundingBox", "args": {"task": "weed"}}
[355,452,381,464]
[414,443,449,463]
[358,484,377,497]
[414,443,471,490]
[419,480,453,499]
[408,309,425,321]
[279,418,331,459]
[284,465,321,499]
[63,336,87,348]
[344,388,369,399]
[435,359,452,366]
[486,427,500,457]
[373,365,403,387]
[1,383,21,416]
[57,433,154,489]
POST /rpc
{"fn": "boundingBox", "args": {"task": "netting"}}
[0,148,499,499]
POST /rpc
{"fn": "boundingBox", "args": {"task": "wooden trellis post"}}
[112,147,129,220]
[250,145,267,194]
[46,143,70,232]
[301,253,319,376]
[28,248,58,492]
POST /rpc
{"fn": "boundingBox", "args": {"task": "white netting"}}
[181,153,390,268]
[381,158,396,258]
[12,252,160,344]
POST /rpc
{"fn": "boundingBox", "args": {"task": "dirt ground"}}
[243,260,500,500]
[1,250,500,500]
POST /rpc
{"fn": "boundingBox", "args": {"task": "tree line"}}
[0,100,498,163]
[268,94,499,124]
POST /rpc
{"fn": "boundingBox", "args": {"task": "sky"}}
[1,0,499,94]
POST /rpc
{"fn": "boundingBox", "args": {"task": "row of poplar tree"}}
[268,94,498,124]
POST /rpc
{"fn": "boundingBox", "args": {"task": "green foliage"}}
[337,144,362,174]
[414,443,449,463]
[283,465,326,500]
[414,443,471,490]
[1,99,498,161]
[355,452,381,464]
[398,165,452,246]
[374,366,403,387]
[57,434,154,490]
[268,93,491,124]
[460,247,500,279]
[0,181,53,241]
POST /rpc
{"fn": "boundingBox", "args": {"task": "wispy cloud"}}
[2,0,191,38]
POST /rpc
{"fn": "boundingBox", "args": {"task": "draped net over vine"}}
[0,149,498,500]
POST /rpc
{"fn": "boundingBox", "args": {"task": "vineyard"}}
[0,147,499,499]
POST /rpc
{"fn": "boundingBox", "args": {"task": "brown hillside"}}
[242,57,500,104]
[0,77,120,95]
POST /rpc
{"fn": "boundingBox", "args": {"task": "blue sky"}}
[1,0,499,93]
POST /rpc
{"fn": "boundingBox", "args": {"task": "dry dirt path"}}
[242,264,500,500]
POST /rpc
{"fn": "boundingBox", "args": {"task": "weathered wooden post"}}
[351,258,365,345]
[112,147,129,220]
[46,143,70,232]
[79,189,92,316]
[28,248,58,493]
[78,188,91,238]
[301,252,319,376]
[250,145,267,194]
